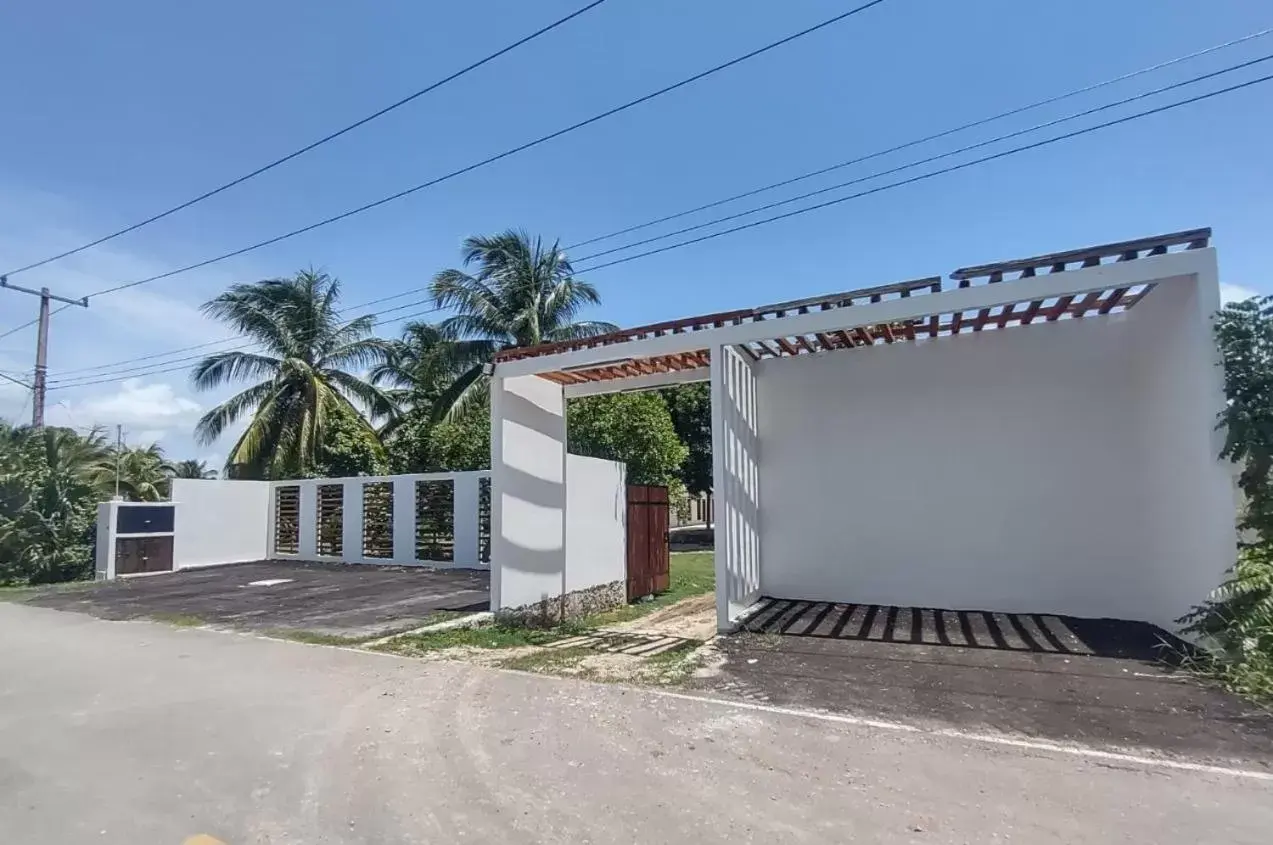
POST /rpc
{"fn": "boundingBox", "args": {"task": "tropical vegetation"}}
[1181,296,1273,704]
[0,426,203,584]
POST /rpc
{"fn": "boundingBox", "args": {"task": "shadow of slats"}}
[743,599,1166,656]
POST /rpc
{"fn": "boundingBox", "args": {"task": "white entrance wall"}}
[491,372,567,610]
[756,271,1234,630]
[490,374,628,613]
[711,345,762,628]
[171,479,270,569]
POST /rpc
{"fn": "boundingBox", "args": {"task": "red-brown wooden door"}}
[626,484,670,601]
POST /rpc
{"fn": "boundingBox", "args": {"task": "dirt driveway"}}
[23,560,489,637]
[693,598,1273,768]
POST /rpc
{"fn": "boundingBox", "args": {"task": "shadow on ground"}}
[23,560,489,637]
[692,599,1273,768]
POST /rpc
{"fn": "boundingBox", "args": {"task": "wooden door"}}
[115,536,174,575]
[626,485,670,601]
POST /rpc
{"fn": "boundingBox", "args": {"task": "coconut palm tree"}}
[109,444,174,502]
[0,425,110,583]
[192,270,395,479]
[171,458,218,480]
[427,230,617,420]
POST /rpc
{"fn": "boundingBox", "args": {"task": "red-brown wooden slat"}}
[1020,299,1045,324]
[996,302,1016,329]
[972,307,993,331]
[1071,291,1103,317]
[880,323,896,343]
[1098,287,1129,314]
[815,332,837,351]
[950,310,964,334]
[854,326,874,346]
[1046,294,1075,321]
[774,336,800,356]
[835,330,855,348]
[794,335,816,354]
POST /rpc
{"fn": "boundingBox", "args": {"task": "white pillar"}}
[453,472,481,567]
[711,344,762,630]
[297,480,317,559]
[490,373,567,611]
[95,501,118,580]
[393,476,416,563]
[342,479,364,563]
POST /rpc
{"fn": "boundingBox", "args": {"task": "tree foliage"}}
[193,269,394,479]
[660,383,712,495]
[0,425,107,584]
[567,393,687,486]
[1181,296,1273,702]
[427,230,616,421]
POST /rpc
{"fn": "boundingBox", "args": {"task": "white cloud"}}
[59,379,201,430]
[132,429,168,446]
[1221,283,1260,304]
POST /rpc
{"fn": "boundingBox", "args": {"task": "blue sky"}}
[0,0,1270,462]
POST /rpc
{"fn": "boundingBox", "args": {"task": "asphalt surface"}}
[698,602,1273,768]
[23,560,490,636]
[2,603,1271,844]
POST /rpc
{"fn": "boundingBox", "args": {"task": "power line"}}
[574,73,1273,272]
[46,300,446,390]
[61,0,894,302]
[0,370,32,390]
[0,0,615,279]
[573,52,1273,264]
[51,286,433,377]
[47,74,1270,389]
[563,25,1273,251]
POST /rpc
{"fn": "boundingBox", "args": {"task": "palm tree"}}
[192,270,395,479]
[0,426,110,583]
[427,230,617,420]
[109,444,174,502]
[171,458,217,480]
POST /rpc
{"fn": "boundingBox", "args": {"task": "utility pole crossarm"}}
[0,275,89,428]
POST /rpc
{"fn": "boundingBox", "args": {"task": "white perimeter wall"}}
[757,272,1234,627]
[171,478,270,569]
[565,454,626,592]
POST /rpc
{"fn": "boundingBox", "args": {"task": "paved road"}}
[1,603,1270,844]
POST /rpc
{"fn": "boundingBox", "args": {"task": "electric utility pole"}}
[0,276,88,428]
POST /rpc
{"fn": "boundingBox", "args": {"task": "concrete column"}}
[297,480,317,559]
[393,476,416,563]
[342,479,364,563]
[453,472,481,567]
[710,344,762,630]
[490,373,567,612]
[95,501,118,580]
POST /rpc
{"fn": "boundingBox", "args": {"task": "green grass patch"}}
[372,623,574,656]
[500,645,594,673]
[583,551,714,627]
[146,612,206,628]
[266,629,369,646]
[0,579,101,602]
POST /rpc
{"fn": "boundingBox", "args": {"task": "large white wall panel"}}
[1128,266,1238,629]
[171,479,270,569]
[564,454,626,592]
[756,313,1161,622]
